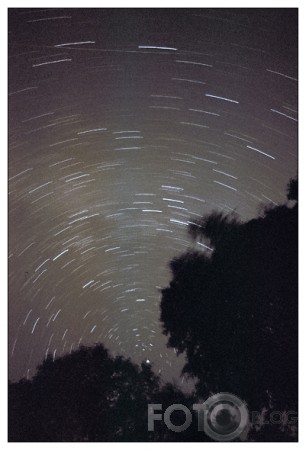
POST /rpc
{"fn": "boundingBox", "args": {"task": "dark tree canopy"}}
[9,344,161,441]
[287,176,298,201]
[160,177,298,440]
[9,178,298,442]
[8,343,203,442]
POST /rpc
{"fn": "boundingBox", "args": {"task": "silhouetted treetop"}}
[9,344,162,441]
[160,177,298,441]
[188,211,240,250]
[287,176,298,201]
[9,343,203,442]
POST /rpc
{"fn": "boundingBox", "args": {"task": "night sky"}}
[8,8,297,385]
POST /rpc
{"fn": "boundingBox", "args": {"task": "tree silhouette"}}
[160,178,298,441]
[9,344,163,441]
[9,178,298,442]
[9,343,205,442]
[287,176,298,201]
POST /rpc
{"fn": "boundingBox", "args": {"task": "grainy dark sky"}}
[8,8,297,385]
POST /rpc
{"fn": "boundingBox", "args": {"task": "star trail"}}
[8,8,297,386]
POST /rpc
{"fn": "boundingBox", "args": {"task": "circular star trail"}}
[8,8,297,385]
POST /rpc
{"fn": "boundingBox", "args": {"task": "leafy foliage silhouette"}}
[9,178,297,442]
[160,178,298,441]
[9,343,205,442]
